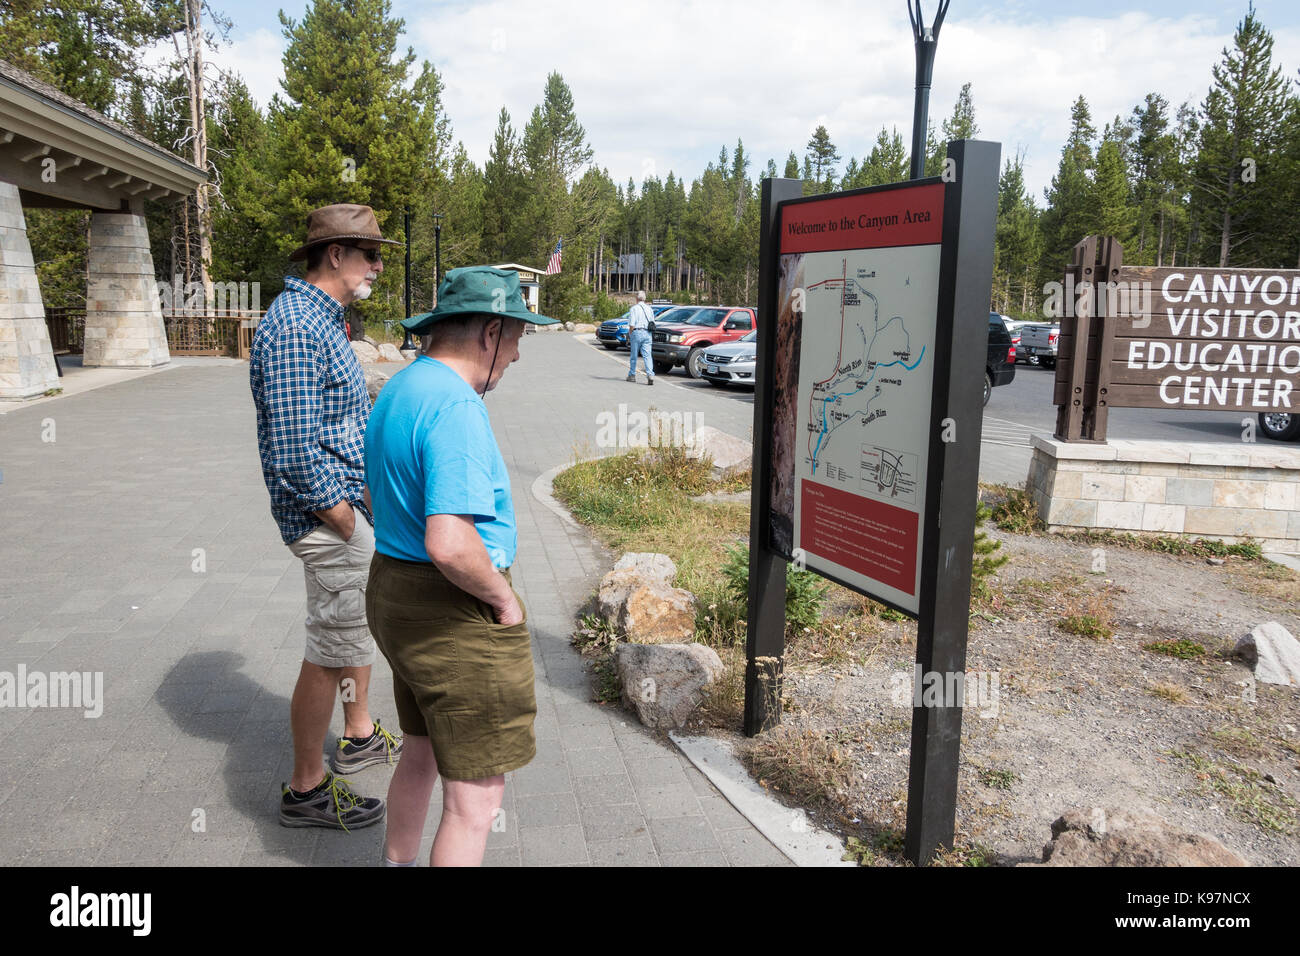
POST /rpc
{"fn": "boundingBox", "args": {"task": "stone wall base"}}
[1027,436,1300,554]
[83,212,169,368]
[0,181,58,399]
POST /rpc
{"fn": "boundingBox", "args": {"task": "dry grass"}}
[1055,587,1117,639]
[739,723,866,810]
[1227,558,1300,603]
[691,645,747,730]
[1147,681,1189,704]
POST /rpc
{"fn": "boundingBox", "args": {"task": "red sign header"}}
[780,182,945,254]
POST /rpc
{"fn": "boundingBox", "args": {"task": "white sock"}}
[383,855,417,867]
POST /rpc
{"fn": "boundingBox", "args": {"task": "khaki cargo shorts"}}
[286,506,378,668]
[366,552,537,781]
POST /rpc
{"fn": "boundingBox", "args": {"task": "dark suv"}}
[986,313,1016,405]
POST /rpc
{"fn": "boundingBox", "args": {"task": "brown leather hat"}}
[289,203,403,261]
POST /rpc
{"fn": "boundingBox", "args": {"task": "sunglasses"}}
[341,244,383,264]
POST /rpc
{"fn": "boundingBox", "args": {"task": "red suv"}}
[650,306,756,377]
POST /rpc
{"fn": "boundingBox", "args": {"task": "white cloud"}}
[213,28,286,111]
[208,1,1296,201]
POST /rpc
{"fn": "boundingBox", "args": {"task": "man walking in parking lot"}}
[627,290,655,385]
[365,266,556,866]
[250,203,404,831]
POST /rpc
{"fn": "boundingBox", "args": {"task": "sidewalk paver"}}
[0,335,789,866]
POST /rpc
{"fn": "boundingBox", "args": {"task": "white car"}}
[700,330,756,388]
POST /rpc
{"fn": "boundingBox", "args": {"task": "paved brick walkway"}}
[0,335,788,866]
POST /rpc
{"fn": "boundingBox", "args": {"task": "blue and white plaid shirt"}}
[250,275,372,544]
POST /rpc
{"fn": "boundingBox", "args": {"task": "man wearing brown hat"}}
[250,203,404,830]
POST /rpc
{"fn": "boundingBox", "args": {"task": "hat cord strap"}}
[482,326,504,398]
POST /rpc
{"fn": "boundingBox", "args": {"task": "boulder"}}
[350,340,380,363]
[613,552,677,584]
[377,343,407,363]
[614,642,724,729]
[597,553,676,622]
[1234,622,1300,686]
[362,334,379,348]
[597,567,642,623]
[1032,807,1246,867]
[596,553,692,641]
[622,582,696,643]
[573,322,597,333]
[685,426,752,479]
[563,321,576,331]
[364,369,389,402]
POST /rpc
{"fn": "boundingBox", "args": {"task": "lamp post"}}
[433,212,443,303]
[908,0,950,180]
[400,206,416,353]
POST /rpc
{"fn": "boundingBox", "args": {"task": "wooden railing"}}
[43,307,263,359]
[162,309,263,358]
[45,307,86,354]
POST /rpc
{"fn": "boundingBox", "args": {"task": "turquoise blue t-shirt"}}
[365,355,516,567]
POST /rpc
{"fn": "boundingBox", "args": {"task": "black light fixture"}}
[908,0,950,180]
[400,205,416,353]
[433,212,443,297]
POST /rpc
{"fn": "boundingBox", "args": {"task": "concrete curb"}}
[530,462,590,533]
[670,732,852,867]
[536,454,846,866]
[1264,552,1300,573]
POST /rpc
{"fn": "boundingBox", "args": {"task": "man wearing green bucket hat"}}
[364,266,557,866]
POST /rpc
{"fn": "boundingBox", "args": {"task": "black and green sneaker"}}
[279,773,385,831]
[330,719,404,774]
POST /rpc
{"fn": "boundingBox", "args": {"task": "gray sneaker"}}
[279,772,385,831]
[330,719,403,773]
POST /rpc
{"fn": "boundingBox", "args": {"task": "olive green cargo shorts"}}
[365,552,536,781]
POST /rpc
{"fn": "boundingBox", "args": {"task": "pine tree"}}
[783,151,800,178]
[0,0,173,116]
[207,74,279,294]
[1190,6,1292,266]
[993,153,1042,315]
[1092,139,1136,248]
[941,82,979,141]
[1128,94,1178,264]
[268,0,445,323]
[482,107,523,262]
[1040,96,1098,280]
[805,124,840,191]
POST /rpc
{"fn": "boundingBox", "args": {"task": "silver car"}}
[700,330,757,387]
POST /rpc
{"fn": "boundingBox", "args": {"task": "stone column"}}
[0,181,58,400]
[84,212,169,367]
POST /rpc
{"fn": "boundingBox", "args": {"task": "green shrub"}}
[718,544,830,637]
[1144,639,1206,660]
[971,501,1010,602]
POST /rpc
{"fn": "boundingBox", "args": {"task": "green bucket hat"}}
[401,266,559,333]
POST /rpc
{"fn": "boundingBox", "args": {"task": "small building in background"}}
[492,263,543,314]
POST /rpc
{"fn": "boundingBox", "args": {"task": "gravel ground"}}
[700,528,1300,866]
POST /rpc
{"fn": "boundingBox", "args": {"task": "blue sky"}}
[193,0,1300,201]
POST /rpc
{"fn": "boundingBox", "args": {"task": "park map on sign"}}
[798,245,938,506]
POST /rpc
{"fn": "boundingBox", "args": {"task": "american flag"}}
[545,238,562,275]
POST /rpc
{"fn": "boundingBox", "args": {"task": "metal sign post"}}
[748,139,999,865]
[745,176,802,736]
[904,138,999,863]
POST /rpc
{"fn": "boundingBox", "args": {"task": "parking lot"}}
[578,332,1263,487]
